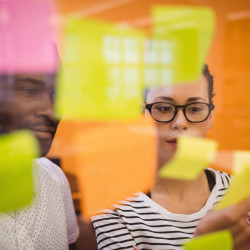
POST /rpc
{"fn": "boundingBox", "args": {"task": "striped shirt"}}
[92,169,232,250]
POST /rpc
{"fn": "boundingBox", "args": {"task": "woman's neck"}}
[150,171,211,214]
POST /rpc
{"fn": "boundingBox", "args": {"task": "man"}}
[0,73,79,249]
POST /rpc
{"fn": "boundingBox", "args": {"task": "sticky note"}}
[0,1,57,73]
[145,6,215,86]
[0,130,39,212]
[159,136,218,180]
[185,230,232,250]
[216,151,250,210]
[47,118,74,159]
[231,151,250,175]
[57,0,86,15]
[210,150,233,175]
[55,17,145,120]
[54,117,157,218]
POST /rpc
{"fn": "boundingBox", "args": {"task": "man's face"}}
[0,73,59,157]
[146,75,214,167]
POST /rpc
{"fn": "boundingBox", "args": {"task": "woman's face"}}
[146,75,214,166]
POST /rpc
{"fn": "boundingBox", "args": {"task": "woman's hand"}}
[195,197,250,250]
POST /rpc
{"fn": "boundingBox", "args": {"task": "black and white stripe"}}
[92,169,232,250]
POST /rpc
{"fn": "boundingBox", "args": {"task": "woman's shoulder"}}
[91,192,148,220]
[206,168,233,188]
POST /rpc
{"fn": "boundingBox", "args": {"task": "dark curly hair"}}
[144,64,215,106]
[203,64,214,105]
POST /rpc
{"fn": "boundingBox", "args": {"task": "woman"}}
[92,65,250,249]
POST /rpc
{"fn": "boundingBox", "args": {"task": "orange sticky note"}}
[210,150,233,175]
[57,0,85,15]
[48,119,78,159]
[69,116,157,218]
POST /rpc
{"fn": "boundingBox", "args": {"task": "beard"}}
[0,104,16,133]
[16,117,59,157]
[0,106,59,157]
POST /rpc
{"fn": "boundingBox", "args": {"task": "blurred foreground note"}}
[56,18,145,120]
[216,151,250,210]
[147,6,215,86]
[0,0,56,73]
[159,137,217,180]
[70,116,157,218]
[185,230,232,250]
[0,130,39,212]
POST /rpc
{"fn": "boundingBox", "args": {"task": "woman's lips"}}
[167,138,177,148]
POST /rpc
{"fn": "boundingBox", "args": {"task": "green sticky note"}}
[216,151,250,210]
[159,136,217,180]
[185,230,232,250]
[0,130,39,212]
[56,17,145,120]
[145,6,215,86]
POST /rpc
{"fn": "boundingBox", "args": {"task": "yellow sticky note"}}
[216,151,250,210]
[56,17,145,120]
[146,6,215,86]
[232,151,250,175]
[159,136,217,180]
[0,130,39,212]
[185,230,232,250]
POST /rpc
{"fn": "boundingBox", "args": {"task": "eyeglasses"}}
[145,102,214,123]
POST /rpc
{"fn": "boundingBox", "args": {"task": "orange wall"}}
[50,0,250,157]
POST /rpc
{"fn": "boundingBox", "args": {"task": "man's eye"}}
[18,88,38,96]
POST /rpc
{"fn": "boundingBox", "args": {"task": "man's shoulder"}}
[33,157,68,184]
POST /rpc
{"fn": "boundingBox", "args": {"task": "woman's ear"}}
[207,111,214,130]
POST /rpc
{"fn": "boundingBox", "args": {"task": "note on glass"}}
[184,230,232,250]
[56,17,145,120]
[159,136,217,180]
[216,151,250,210]
[210,150,233,175]
[57,0,87,15]
[0,1,57,73]
[145,6,215,87]
[0,130,39,212]
[64,117,157,218]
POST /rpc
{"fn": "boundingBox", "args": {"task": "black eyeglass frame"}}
[145,102,215,123]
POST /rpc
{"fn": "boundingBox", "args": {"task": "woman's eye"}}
[155,106,173,112]
[188,107,203,113]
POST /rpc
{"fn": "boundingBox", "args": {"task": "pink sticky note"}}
[0,1,57,73]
